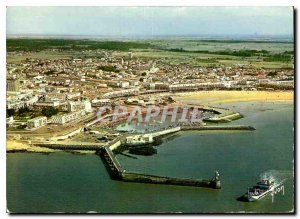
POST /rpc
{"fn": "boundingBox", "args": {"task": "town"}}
[6,43,294,147]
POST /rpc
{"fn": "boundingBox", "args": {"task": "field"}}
[7,38,294,69]
[147,39,293,53]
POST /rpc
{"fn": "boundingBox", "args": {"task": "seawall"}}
[121,172,220,189]
[97,140,221,189]
[180,125,255,131]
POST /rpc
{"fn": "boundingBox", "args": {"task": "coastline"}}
[6,140,57,154]
[7,91,293,155]
[6,140,95,154]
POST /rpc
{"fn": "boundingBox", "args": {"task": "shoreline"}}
[6,140,96,155]
[174,90,293,105]
[7,94,293,155]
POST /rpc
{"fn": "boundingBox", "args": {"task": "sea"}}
[7,101,294,213]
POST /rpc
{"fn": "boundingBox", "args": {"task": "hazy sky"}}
[6,7,294,36]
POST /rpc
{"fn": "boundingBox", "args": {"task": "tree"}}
[42,106,59,118]
[7,108,15,117]
[18,106,30,116]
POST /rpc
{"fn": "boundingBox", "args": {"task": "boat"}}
[238,180,275,202]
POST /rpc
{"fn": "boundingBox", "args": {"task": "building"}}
[7,100,25,109]
[27,116,47,129]
[119,81,130,88]
[149,83,169,90]
[67,101,83,112]
[6,116,14,127]
[169,82,224,91]
[51,110,85,124]
[67,100,92,113]
[103,89,139,99]
[91,99,111,107]
[125,135,154,146]
[83,100,92,113]
[7,78,20,92]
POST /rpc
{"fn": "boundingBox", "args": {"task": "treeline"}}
[6,106,58,118]
[263,53,293,62]
[258,83,294,90]
[7,39,153,52]
[97,65,120,73]
[165,48,293,62]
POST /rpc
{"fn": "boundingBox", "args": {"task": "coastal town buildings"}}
[51,109,86,124]
[27,116,47,129]
[6,50,294,130]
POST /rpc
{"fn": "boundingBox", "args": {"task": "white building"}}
[51,110,85,124]
[169,82,224,91]
[67,100,92,113]
[6,116,14,126]
[119,81,130,88]
[67,101,82,112]
[91,99,111,107]
[125,135,154,146]
[83,100,92,113]
[103,89,139,99]
[27,116,47,129]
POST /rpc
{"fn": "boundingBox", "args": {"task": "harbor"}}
[7,101,294,213]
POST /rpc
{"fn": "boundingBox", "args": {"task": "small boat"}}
[238,180,275,202]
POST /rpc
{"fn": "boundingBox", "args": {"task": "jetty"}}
[97,136,221,189]
[31,125,256,189]
[180,125,255,131]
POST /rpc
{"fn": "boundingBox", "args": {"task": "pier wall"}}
[121,172,220,189]
[98,136,221,189]
[144,126,181,138]
[204,113,242,122]
[99,146,123,179]
[35,143,103,150]
[108,140,122,151]
[180,125,255,131]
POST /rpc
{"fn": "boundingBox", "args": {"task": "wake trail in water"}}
[259,170,293,186]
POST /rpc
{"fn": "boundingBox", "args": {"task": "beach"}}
[6,140,57,153]
[174,91,294,105]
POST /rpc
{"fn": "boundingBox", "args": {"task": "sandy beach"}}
[6,140,57,153]
[174,91,294,105]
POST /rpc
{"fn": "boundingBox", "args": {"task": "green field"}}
[6,38,294,69]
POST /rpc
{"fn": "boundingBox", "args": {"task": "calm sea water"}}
[7,101,294,213]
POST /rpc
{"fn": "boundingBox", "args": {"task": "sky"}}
[6,7,294,37]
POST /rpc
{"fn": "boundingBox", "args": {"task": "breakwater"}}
[34,143,104,150]
[204,113,243,123]
[121,172,221,189]
[180,125,255,131]
[97,140,221,189]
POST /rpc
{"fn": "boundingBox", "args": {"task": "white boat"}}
[241,180,275,202]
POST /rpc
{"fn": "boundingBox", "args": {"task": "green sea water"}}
[7,101,294,213]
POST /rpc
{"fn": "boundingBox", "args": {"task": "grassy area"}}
[149,39,293,53]
[134,50,293,68]
[6,38,294,69]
